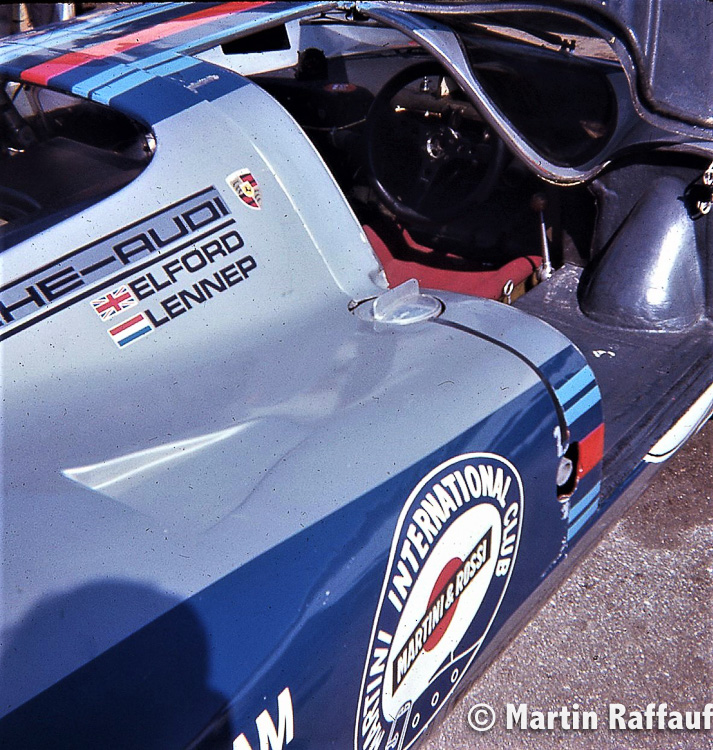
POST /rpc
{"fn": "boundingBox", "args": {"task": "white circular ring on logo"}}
[468,703,496,732]
[354,452,524,750]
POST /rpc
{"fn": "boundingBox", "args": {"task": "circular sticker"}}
[355,453,524,750]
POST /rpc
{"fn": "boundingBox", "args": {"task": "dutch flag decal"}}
[108,313,153,348]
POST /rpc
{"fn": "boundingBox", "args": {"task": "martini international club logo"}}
[355,453,524,750]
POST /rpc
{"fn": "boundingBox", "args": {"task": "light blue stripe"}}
[569,482,601,524]
[149,56,200,77]
[564,385,601,425]
[74,55,196,100]
[72,66,131,97]
[555,366,595,406]
[73,50,177,96]
[135,49,181,70]
[72,50,177,96]
[567,492,600,540]
[118,326,152,347]
[10,20,100,50]
[91,69,153,104]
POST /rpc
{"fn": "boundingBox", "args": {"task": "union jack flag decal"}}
[91,285,137,321]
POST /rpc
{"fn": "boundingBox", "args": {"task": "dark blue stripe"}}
[0,4,221,91]
[107,66,248,124]
[163,60,249,102]
[539,345,587,393]
[106,76,202,123]
[0,52,57,80]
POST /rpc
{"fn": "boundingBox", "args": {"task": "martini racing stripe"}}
[67,3,316,112]
[20,2,270,86]
[91,70,155,104]
[70,56,202,105]
[577,422,605,480]
[0,43,51,66]
[554,365,595,405]
[565,424,604,540]
[569,481,601,525]
[564,383,601,425]
[535,348,604,542]
[0,48,54,79]
[554,364,600,428]
[3,4,186,54]
[4,3,322,125]
[567,481,601,540]
[545,354,602,444]
[70,65,144,99]
[3,6,192,93]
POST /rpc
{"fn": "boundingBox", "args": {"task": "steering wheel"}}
[366,62,506,225]
[0,186,42,222]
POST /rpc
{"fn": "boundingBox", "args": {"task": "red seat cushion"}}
[364,224,540,300]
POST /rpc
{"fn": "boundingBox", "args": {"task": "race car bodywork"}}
[0,2,710,748]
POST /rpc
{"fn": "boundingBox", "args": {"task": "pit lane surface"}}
[426,420,712,750]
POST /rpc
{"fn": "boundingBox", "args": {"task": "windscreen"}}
[0,82,154,247]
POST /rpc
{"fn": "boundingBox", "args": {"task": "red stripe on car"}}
[577,423,605,480]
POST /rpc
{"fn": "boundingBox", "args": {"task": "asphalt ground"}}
[425,420,713,750]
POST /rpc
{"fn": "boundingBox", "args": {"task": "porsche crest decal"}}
[227,168,262,210]
[356,453,524,750]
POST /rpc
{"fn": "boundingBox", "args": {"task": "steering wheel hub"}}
[425,128,458,160]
